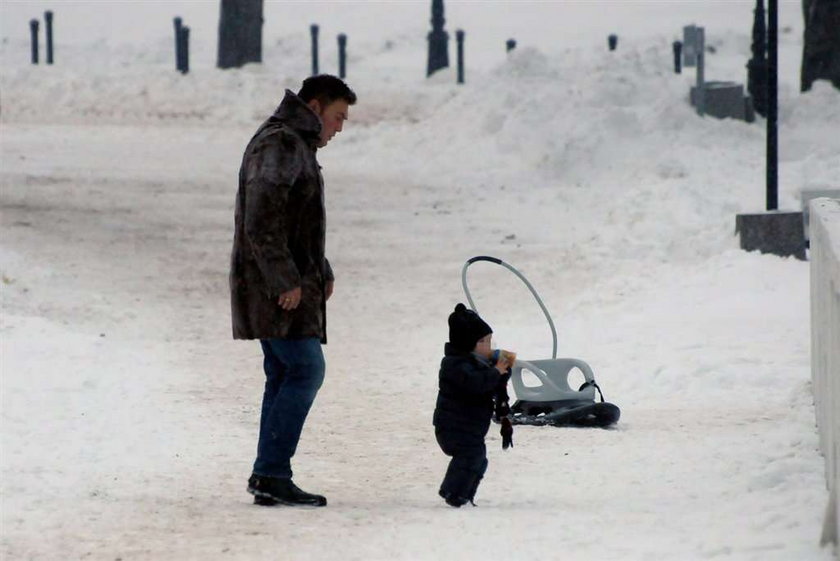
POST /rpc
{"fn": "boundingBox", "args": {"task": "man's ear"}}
[306,99,322,115]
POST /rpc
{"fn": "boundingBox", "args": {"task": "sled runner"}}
[461,256,620,428]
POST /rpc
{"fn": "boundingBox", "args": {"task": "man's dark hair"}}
[298,75,357,108]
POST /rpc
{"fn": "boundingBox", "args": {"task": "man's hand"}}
[325,280,334,301]
[278,287,302,310]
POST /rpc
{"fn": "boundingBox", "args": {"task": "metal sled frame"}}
[461,256,620,428]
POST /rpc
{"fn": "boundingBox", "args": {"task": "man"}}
[230,75,356,507]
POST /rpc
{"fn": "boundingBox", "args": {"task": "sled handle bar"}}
[461,255,558,359]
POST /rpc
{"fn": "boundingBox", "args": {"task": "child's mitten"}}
[500,417,514,450]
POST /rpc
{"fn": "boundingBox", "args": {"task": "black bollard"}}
[30,19,39,64]
[310,24,319,76]
[174,17,183,72]
[44,11,54,64]
[696,27,705,116]
[456,29,464,84]
[337,33,347,79]
[506,38,517,53]
[673,41,682,73]
[179,26,190,74]
[608,34,618,51]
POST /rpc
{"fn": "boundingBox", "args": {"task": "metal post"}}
[180,26,190,74]
[683,25,698,67]
[44,11,54,64]
[506,39,517,53]
[456,29,465,84]
[673,41,682,73]
[337,34,347,79]
[767,0,778,210]
[174,17,183,72]
[608,34,618,51]
[310,24,319,76]
[30,19,39,64]
[696,27,705,116]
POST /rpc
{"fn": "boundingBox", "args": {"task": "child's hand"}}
[500,417,514,450]
[501,350,516,366]
[494,350,516,373]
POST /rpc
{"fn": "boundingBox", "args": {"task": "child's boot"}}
[439,489,469,507]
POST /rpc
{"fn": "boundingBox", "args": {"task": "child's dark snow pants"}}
[436,430,488,503]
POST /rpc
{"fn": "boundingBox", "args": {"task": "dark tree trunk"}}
[801,0,840,91]
[217,0,263,69]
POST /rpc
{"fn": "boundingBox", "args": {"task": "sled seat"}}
[511,358,597,404]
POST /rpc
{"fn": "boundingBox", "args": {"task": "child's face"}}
[474,334,493,358]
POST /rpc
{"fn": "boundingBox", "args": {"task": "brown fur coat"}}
[229,90,334,341]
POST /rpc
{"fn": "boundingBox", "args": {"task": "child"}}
[434,303,515,507]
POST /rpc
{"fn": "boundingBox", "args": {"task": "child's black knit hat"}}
[448,303,492,352]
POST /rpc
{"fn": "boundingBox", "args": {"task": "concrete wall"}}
[810,198,840,551]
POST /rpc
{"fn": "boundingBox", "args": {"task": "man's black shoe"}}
[248,474,327,507]
[253,495,278,506]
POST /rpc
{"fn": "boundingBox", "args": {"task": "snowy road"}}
[1,122,830,560]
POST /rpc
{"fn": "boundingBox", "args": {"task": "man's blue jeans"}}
[253,338,325,479]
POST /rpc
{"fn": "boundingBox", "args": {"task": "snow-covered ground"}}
[1,1,838,559]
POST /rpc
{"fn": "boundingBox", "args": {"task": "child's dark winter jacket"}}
[433,343,510,438]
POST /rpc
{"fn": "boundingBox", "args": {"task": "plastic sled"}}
[461,256,620,429]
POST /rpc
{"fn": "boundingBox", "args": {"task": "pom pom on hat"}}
[448,303,492,352]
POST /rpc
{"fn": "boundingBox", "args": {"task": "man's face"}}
[309,99,349,148]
